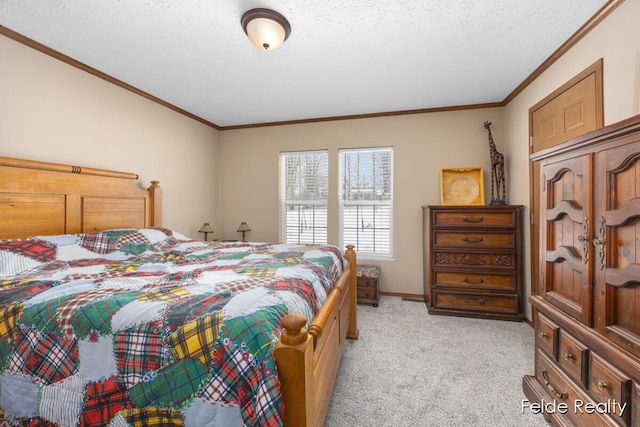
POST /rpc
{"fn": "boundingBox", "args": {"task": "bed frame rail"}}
[275,245,358,427]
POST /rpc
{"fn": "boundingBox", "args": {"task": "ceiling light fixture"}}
[241,8,291,51]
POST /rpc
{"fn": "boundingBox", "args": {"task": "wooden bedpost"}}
[147,180,162,227]
[275,314,315,427]
[275,245,358,427]
[345,244,359,339]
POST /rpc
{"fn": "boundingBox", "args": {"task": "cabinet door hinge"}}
[530,136,535,147]
[530,213,535,225]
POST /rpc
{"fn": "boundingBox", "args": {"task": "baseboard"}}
[380,291,425,302]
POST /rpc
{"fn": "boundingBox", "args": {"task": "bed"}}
[0,155,358,427]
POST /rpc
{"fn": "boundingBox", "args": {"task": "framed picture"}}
[440,167,484,205]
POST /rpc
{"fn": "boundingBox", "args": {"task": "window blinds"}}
[339,147,393,258]
[279,151,328,244]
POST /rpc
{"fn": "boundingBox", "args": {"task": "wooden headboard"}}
[0,156,162,239]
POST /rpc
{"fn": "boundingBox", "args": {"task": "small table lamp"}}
[237,222,251,242]
[198,222,214,241]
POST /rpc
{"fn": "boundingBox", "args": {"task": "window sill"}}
[356,255,395,263]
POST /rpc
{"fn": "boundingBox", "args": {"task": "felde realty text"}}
[522,398,628,417]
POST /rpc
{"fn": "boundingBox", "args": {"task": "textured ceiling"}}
[0,0,608,127]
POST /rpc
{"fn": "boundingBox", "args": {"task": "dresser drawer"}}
[536,350,611,426]
[432,291,518,314]
[588,354,632,425]
[536,313,559,360]
[433,271,516,292]
[432,210,517,228]
[558,330,589,387]
[433,230,515,248]
[433,251,517,269]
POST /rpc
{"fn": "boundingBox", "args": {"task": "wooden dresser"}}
[523,115,640,426]
[423,204,524,321]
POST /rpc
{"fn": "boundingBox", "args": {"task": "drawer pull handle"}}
[542,368,568,399]
[462,236,484,243]
[462,216,483,223]
[596,381,608,391]
[463,277,484,284]
[539,332,548,338]
[563,353,575,361]
[478,298,485,305]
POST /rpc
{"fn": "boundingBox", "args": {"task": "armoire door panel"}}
[529,59,603,299]
[597,141,640,357]
[542,153,594,326]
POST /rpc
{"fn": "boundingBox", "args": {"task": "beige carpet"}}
[324,296,549,427]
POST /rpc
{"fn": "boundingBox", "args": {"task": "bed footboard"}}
[275,245,358,427]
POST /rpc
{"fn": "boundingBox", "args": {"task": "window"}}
[279,151,328,244]
[339,147,393,258]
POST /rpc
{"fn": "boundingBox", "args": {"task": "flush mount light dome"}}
[241,8,291,51]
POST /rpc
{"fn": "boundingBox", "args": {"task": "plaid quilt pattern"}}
[251,375,283,427]
[0,228,346,426]
[0,239,56,263]
[128,358,209,409]
[114,231,155,255]
[205,343,276,425]
[216,276,273,293]
[164,292,231,331]
[72,291,140,339]
[20,295,72,336]
[78,231,116,254]
[238,267,276,277]
[119,407,184,427]
[0,303,23,343]
[55,289,125,340]
[10,329,78,385]
[168,313,223,366]
[115,323,168,386]
[81,376,134,426]
[0,281,54,307]
[267,277,319,313]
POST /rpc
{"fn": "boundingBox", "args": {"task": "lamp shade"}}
[237,222,251,232]
[199,223,214,233]
[241,8,291,51]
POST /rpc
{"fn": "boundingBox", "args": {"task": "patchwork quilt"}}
[0,228,346,427]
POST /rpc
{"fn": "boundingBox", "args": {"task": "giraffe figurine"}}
[484,121,506,205]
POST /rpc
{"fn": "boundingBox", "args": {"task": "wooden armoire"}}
[523,115,640,426]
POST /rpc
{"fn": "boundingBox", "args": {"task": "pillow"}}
[69,227,190,256]
[0,238,57,277]
[0,228,194,277]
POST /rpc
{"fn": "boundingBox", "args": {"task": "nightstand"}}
[356,264,380,307]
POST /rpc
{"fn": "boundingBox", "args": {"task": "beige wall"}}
[219,108,506,297]
[2,0,639,320]
[0,35,220,238]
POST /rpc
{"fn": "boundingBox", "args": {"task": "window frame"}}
[279,150,329,245]
[338,147,394,260]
